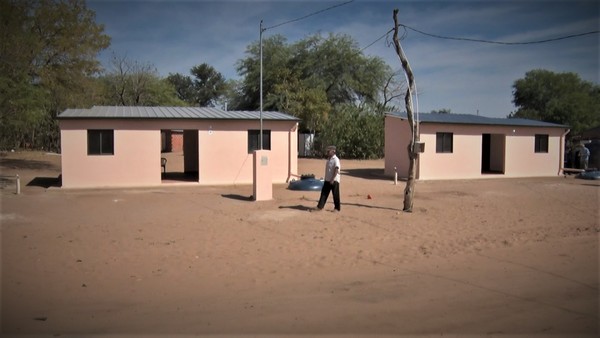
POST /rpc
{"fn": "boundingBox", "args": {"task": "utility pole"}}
[259,20,265,149]
[392,9,418,212]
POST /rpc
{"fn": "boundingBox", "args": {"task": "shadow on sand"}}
[342,202,402,212]
[342,168,392,181]
[278,205,314,211]
[0,158,58,171]
[221,194,253,202]
[27,176,62,188]
[279,203,402,212]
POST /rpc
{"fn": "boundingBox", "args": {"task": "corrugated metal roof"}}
[57,106,300,121]
[387,112,568,128]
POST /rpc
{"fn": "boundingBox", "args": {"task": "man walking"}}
[314,145,341,212]
[579,143,590,170]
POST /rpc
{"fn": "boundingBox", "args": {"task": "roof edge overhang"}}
[419,121,569,129]
[385,113,569,129]
[57,116,301,122]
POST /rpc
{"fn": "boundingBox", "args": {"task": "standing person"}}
[314,145,341,212]
[579,143,590,170]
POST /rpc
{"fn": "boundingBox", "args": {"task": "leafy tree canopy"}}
[234,33,393,133]
[166,72,195,103]
[510,69,600,136]
[0,0,110,150]
[315,104,385,159]
[167,63,228,107]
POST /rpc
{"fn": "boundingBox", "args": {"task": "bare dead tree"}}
[107,53,157,106]
[382,69,406,109]
[109,53,131,106]
[130,61,156,105]
[392,9,419,212]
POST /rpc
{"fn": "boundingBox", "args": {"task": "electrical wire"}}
[264,0,355,31]
[400,23,600,45]
[360,28,394,52]
[359,24,599,54]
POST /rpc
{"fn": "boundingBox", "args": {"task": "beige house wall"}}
[196,120,297,185]
[60,120,161,188]
[503,127,565,178]
[59,119,298,188]
[384,115,567,180]
[418,124,483,180]
[384,116,411,177]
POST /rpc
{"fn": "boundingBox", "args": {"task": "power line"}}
[264,0,354,30]
[400,24,600,45]
[358,23,599,54]
[360,28,394,52]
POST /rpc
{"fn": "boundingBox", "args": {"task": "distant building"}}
[385,112,569,180]
[58,106,300,188]
[161,129,184,152]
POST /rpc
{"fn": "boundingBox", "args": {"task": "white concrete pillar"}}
[253,150,272,201]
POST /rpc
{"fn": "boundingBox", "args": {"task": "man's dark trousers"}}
[317,181,340,211]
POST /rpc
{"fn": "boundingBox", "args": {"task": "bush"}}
[315,105,385,159]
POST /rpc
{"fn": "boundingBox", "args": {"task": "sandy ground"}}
[0,151,598,337]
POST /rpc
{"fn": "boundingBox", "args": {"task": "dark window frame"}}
[534,134,549,153]
[87,129,114,155]
[248,129,271,153]
[436,132,453,153]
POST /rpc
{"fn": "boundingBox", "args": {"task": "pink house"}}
[58,106,299,188]
[385,112,570,180]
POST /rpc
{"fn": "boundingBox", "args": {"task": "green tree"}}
[167,63,228,107]
[221,79,243,110]
[268,77,331,134]
[166,72,195,103]
[190,63,227,107]
[510,69,600,135]
[315,104,385,159]
[0,0,110,150]
[235,33,389,109]
[236,34,291,110]
[235,33,391,139]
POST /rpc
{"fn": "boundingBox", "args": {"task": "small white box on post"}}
[253,150,272,201]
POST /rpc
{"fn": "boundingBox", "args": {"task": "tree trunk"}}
[392,9,418,212]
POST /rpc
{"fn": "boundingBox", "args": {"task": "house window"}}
[535,134,549,153]
[248,129,271,153]
[88,130,114,155]
[436,132,453,153]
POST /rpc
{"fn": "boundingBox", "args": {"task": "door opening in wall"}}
[161,129,199,183]
[481,133,505,175]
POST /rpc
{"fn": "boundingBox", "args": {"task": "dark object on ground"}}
[288,175,324,191]
[576,170,600,180]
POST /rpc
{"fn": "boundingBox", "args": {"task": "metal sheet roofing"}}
[58,106,300,121]
[387,112,568,128]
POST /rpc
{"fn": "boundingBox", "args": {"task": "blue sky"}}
[87,0,599,118]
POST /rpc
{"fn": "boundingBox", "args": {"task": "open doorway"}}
[161,129,199,183]
[482,133,505,174]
